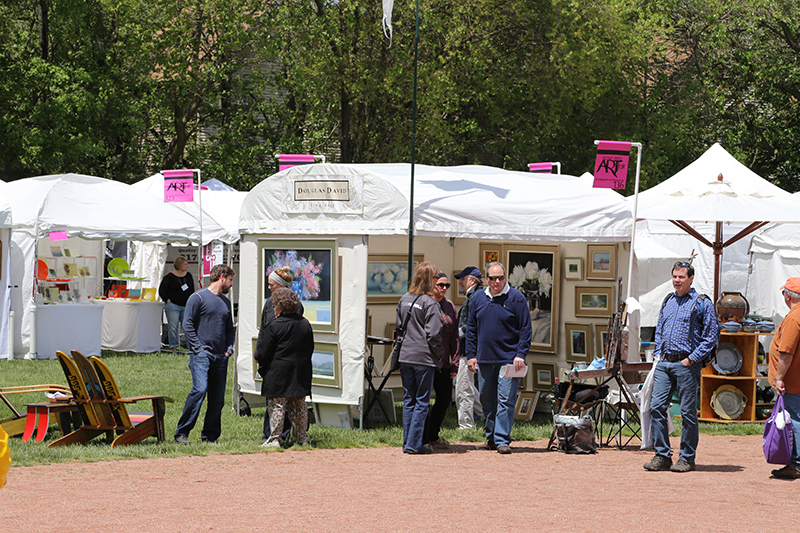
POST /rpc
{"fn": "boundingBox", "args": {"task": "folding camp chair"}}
[48,351,173,448]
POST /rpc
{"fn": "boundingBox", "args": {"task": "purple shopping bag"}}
[763,394,794,465]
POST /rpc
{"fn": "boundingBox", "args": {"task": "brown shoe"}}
[429,437,451,449]
[670,459,696,472]
[643,455,672,471]
[497,445,512,455]
[772,465,800,479]
[474,441,497,451]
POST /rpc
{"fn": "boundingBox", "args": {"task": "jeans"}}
[400,363,435,452]
[478,363,520,447]
[175,351,230,442]
[782,392,800,470]
[424,368,453,444]
[650,360,701,462]
[455,358,483,429]
[164,301,185,348]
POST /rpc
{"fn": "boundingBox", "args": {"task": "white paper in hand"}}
[500,364,528,379]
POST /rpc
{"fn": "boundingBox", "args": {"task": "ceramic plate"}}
[710,384,747,420]
[107,257,129,278]
[712,342,743,375]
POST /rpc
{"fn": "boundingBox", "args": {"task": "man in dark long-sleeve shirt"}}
[644,261,719,473]
[175,265,236,445]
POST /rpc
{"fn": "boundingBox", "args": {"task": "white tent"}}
[636,143,800,304]
[131,173,246,290]
[0,183,13,359]
[3,173,229,358]
[747,192,800,322]
[236,163,633,425]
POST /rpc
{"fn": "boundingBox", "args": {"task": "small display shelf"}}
[699,332,760,423]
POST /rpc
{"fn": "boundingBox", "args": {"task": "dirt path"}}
[1,435,797,532]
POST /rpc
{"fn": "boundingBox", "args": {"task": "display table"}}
[35,303,104,359]
[101,299,164,353]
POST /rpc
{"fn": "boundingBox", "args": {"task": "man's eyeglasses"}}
[673,261,692,269]
[487,275,505,282]
[436,282,451,289]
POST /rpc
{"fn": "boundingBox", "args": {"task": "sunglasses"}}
[487,275,505,281]
[436,282,451,289]
[673,261,692,268]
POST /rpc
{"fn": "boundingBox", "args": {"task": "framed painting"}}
[564,257,583,280]
[574,285,614,318]
[505,244,560,353]
[479,243,502,276]
[565,322,593,363]
[515,391,539,421]
[367,254,423,304]
[311,341,341,388]
[451,270,467,305]
[258,239,337,333]
[587,244,616,280]
[595,323,609,360]
[531,362,557,391]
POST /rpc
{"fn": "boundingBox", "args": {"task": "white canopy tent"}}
[3,173,228,358]
[636,143,800,305]
[0,183,13,359]
[236,163,633,423]
[131,173,245,291]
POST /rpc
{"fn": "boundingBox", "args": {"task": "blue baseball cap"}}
[455,266,482,279]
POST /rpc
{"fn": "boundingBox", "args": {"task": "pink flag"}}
[528,162,556,173]
[164,178,194,202]
[49,231,68,241]
[593,141,631,189]
[278,154,316,172]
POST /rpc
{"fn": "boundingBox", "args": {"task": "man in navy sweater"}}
[466,262,532,454]
[175,264,236,445]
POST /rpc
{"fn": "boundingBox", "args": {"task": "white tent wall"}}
[0,227,11,359]
[236,234,368,424]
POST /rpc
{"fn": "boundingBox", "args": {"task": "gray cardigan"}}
[395,292,446,368]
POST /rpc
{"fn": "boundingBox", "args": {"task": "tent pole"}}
[625,143,643,299]
[407,0,420,283]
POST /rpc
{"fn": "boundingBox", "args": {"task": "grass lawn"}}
[0,351,764,466]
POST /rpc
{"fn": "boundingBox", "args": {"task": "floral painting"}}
[259,239,337,332]
[506,244,560,353]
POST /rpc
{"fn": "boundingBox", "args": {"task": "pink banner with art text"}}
[278,154,316,172]
[593,141,631,189]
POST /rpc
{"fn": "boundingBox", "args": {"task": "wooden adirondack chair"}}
[48,351,173,448]
[0,384,72,438]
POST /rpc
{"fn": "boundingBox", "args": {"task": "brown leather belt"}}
[663,353,689,362]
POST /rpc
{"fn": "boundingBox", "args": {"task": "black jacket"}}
[254,312,314,398]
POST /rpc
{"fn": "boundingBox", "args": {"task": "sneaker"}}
[643,455,672,471]
[771,465,800,479]
[403,445,433,455]
[474,441,498,451]
[174,434,190,445]
[497,445,512,455]
[429,437,451,449]
[261,439,281,448]
[670,459,696,472]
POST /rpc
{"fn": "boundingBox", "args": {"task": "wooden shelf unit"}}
[699,332,759,423]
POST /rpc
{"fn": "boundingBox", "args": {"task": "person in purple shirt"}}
[174,265,236,445]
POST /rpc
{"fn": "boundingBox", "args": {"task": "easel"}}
[548,299,651,449]
[362,335,394,427]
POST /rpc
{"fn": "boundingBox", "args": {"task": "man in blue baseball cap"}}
[454,266,484,429]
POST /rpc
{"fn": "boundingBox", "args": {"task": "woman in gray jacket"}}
[395,262,446,454]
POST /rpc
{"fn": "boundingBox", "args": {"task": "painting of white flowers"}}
[258,239,337,332]
[506,244,560,353]
[366,254,424,304]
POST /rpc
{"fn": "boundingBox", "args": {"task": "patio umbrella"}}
[636,143,800,303]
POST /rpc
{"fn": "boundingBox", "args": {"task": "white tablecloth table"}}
[101,299,164,353]
[35,303,104,359]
